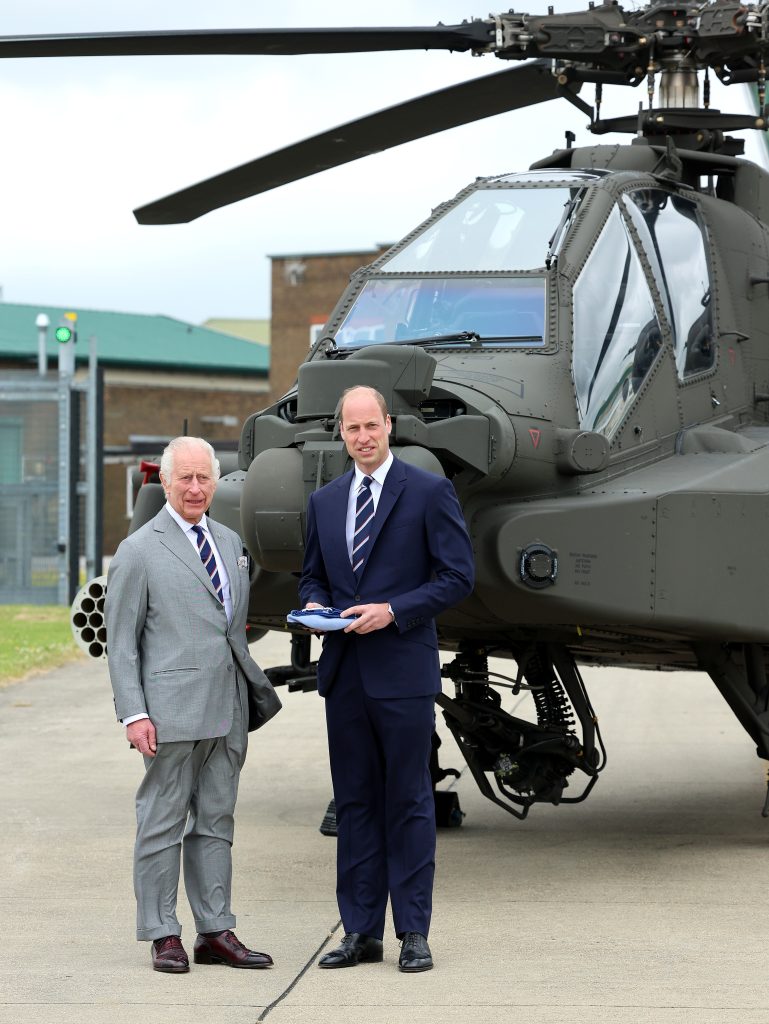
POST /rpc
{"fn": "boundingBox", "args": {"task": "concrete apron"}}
[1,630,768,1024]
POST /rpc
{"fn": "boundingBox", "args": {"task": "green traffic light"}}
[55,325,73,343]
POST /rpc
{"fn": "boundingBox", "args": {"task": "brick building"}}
[268,245,391,401]
[0,302,270,553]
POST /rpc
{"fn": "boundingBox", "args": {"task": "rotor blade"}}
[0,24,492,58]
[135,60,577,224]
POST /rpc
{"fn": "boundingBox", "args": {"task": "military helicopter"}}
[55,1,769,819]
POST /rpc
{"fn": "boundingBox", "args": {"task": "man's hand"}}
[301,601,327,634]
[341,603,393,634]
[127,718,157,757]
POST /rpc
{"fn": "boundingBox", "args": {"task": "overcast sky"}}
[0,1,764,325]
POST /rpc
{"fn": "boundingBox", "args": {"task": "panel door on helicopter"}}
[621,189,714,380]
[572,185,714,437]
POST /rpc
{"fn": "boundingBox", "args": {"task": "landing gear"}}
[272,635,606,824]
[437,642,606,820]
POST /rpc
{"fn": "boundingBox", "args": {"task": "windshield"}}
[334,277,546,349]
[381,187,575,272]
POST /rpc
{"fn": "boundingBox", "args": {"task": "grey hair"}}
[160,436,221,482]
[335,385,389,425]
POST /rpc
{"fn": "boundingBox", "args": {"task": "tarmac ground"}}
[2,629,769,1024]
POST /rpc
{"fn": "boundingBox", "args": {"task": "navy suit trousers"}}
[324,646,436,939]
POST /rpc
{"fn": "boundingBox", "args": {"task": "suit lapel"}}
[154,508,220,602]
[357,458,406,581]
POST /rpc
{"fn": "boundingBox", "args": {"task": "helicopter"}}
[55,1,769,820]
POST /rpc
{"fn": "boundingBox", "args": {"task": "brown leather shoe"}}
[193,930,273,969]
[151,935,189,973]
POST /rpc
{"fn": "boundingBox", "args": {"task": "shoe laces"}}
[155,936,185,956]
[400,932,424,948]
[222,930,247,952]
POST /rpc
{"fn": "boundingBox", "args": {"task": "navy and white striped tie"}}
[192,523,224,603]
[351,475,374,578]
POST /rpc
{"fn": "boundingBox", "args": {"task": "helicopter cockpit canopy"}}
[333,172,595,350]
[329,168,714,443]
[574,186,713,436]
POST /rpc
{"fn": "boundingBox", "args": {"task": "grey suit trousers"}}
[133,675,248,941]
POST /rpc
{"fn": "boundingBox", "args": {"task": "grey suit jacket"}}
[105,507,281,742]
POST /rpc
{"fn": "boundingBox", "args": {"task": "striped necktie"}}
[192,523,224,603]
[351,475,374,578]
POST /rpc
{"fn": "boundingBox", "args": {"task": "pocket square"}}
[237,554,249,570]
[287,607,358,631]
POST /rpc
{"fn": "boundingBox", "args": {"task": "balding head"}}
[337,386,388,426]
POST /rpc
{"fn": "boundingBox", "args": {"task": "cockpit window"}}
[573,206,663,435]
[335,277,546,348]
[381,187,576,272]
[622,190,713,379]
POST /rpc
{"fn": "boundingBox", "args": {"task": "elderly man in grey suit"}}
[105,435,281,974]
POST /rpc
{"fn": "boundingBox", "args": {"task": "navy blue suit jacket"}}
[299,457,474,698]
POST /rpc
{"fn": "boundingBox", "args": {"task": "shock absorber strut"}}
[437,642,606,820]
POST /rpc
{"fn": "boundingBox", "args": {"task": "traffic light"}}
[57,311,78,376]
[55,324,75,344]
[57,311,78,343]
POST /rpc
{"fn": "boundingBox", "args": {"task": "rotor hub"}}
[658,64,700,109]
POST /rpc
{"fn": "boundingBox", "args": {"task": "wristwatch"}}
[387,603,395,622]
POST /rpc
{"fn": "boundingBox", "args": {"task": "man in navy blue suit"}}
[299,385,474,973]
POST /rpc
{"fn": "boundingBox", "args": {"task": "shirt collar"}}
[165,500,209,535]
[353,451,393,489]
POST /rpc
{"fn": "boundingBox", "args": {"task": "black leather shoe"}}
[398,932,433,972]
[193,930,273,968]
[318,932,383,968]
[151,935,189,973]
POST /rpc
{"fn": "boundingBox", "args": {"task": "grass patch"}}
[0,605,82,687]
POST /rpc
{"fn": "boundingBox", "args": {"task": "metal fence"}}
[0,373,62,603]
